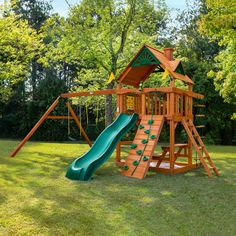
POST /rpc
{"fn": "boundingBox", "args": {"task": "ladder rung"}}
[195,125,205,128]
[200,136,206,139]
[195,105,206,107]
[195,114,205,117]
[209,166,215,170]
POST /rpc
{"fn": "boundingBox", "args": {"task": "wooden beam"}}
[169,120,175,176]
[61,89,116,98]
[119,67,133,83]
[10,97,60,157]
[46,116,73,120]
[141,93,146,115]
[142,88,171,94]
[172,87,204,99]
[116,142,121,163]
[66,102,92,147]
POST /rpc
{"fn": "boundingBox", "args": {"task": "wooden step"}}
[195,114,205,117]
[194,104,206,108]
[195,125,205,128]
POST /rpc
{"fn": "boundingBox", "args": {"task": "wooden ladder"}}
[182,118,219,177]
[122,115,164,179]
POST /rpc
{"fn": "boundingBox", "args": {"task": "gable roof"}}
[118,44,194,86]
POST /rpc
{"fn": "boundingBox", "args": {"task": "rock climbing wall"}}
[122,115,164,179]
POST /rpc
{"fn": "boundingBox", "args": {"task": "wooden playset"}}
[11,44,219,179]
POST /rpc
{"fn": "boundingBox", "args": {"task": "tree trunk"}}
[31,58,37,99]
[105,81,115,126]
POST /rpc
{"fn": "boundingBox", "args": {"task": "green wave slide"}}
[66,113,138,181]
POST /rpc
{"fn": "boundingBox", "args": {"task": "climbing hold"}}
[148,119,154,124]
[139,124,144,129]
[142,156,149,161]
[141,139,148,144]
[136,150,143,155]
[130,144,137,149]
[133,160,139,166]
[150,135,156,139]
[144,129,150,134]
[123,165,129,170]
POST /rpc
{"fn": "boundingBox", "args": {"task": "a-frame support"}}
[66,102,92,147]
[10,97,60,157]
[10,97,91,157]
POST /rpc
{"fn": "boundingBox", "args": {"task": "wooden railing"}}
[117,87,201,118]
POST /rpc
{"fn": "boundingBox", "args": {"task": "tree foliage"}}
[0,0,235,144]
[200,0,236,104]
[52,0,168,124]
[0,9,42,102]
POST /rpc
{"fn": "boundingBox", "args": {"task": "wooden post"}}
[116,83,121,114]
[66,102,92,147]
[169,91,175,174]
[116,142,121,163]
[10,97,60,157]
[189,85,193,117]
[141,93,146,115]
[188,84,193,165]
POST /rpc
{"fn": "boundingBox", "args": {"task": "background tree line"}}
[0,0,235,144]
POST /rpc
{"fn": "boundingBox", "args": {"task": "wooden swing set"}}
[11,44,219,179]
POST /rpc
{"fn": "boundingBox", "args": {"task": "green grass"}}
[0,140,236,236]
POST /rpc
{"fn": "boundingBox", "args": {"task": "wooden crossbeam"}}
[46,116,73,119]
[61,89,116,98]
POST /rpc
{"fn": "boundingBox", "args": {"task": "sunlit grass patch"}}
[0,140,235,235]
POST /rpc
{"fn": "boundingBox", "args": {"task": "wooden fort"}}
[115,45,219,178]
[10,44,219,178]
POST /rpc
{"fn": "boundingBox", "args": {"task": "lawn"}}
[0,140,236,236]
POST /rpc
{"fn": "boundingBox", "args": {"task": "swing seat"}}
[68,136,77,142]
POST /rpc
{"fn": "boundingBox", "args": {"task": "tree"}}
[55,0,168,124]
[11,0,53,97]
[0,11,42,102]
[199,0,236,104]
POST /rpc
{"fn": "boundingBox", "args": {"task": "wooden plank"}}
[46,116,73,120]
[10,97,60,157]
[142,88,171,94]
[161,143,188,148]
[169,120,175,175]
[120,141,133,145]
[172,87,204,99]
